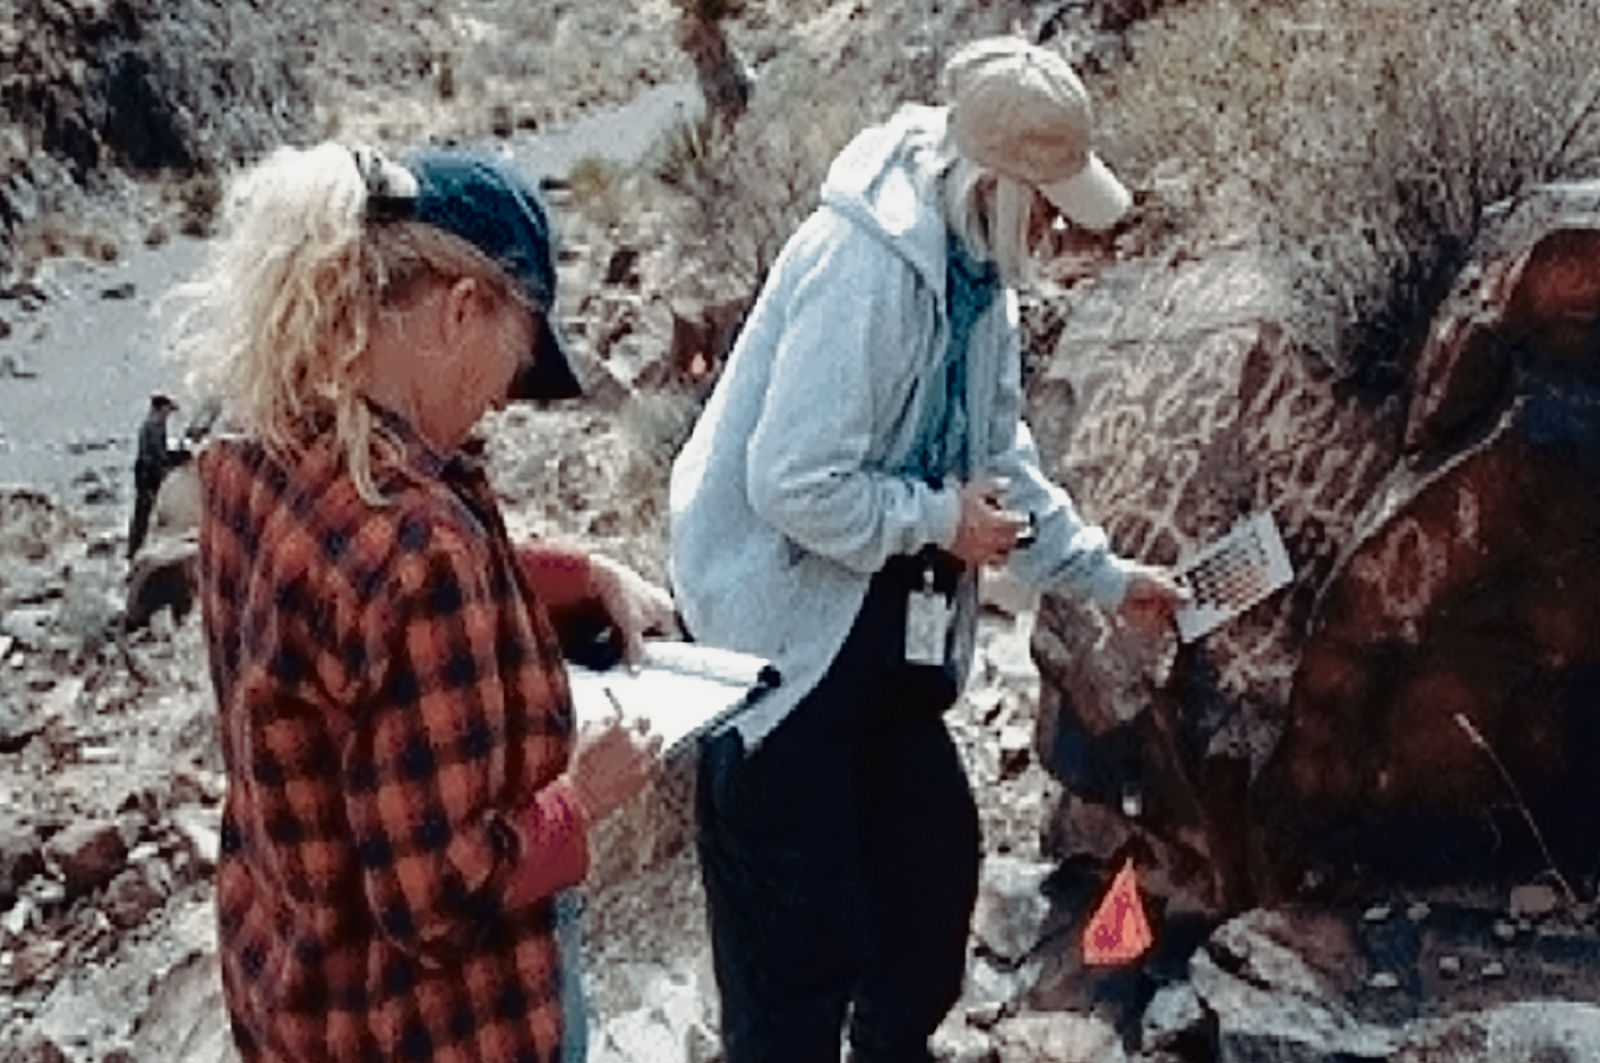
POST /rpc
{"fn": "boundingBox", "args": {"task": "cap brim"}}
[1037,153,1131,232]
[508,315,583,402]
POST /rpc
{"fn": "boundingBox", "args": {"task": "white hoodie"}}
[669,104,1131,748]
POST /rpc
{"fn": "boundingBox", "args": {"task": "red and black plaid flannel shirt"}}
[198,409,585,1063]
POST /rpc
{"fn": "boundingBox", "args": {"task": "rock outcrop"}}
[0,0,315,270]
[1028,181,1600,928]
[1027,244,1401,918]
[1259,182,1600,894]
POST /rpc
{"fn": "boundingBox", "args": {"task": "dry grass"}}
[648,0,1600,395]
[1094,0,1600,384]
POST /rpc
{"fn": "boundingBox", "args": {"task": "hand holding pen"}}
[564,687,661,823]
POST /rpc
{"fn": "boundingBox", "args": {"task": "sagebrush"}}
[1096,0,1600,384]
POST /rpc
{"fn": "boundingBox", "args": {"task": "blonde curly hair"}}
[167,141,523,503]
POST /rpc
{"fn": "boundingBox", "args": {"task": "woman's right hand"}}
[565,715,662,823]
[949,476,1029,567]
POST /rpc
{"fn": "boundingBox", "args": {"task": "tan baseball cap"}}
[944,37,1131,232]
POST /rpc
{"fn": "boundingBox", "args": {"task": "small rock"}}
[43,818,128,897]
[997,725,1032,779]
[1368,971,1400,990]
[966,952,1042,1012]
[1509,883,1561,919]
[965,1001,1006,1030]
[1405,901,1431,922]
[0,351,36,378]
[1492,919,1518,942]
[1437,955,1462,978]
[1,606,55,648]
[102,865,165,929]
[489,103,514,139]
[1479,961,1506,979]
[39,676,84,725]
[170,806,222,874]
[2,896,32,938]
[967,687,1006,726]
[992,1012,1127,1063]
[971,856,1054,963]
[603,246,642,287]
[171,767,227,806]
[10,936,65,986]
[0,1029,70,1063]
[932,1022,998,1063]
[1362,904,1392,923]
[1141,982,1208,1054]
[22,875,65,909]
[99,281,136,300]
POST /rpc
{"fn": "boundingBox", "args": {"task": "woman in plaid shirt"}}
[169,142,672,1063]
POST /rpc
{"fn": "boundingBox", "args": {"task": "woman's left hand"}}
[588,555,681,667]
[1117,563,1190,636]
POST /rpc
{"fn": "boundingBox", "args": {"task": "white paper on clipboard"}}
[1173,511,1293,642]
[565,641,776,754]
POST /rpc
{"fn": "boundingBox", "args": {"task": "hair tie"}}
[349,144,418,221]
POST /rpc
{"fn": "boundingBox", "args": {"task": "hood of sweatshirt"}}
[818,103,954,300]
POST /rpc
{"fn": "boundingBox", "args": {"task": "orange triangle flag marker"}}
[1082,858,1153,967]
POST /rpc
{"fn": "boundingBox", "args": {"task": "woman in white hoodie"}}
[670,37,1187,1063]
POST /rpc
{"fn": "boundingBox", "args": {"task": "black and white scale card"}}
[1172,511,1294,642]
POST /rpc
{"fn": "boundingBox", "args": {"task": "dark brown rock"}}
[0,814,44,906]
[43,817,127,897]
[1257,185,1600,894]
[124,538,198,632]
[1031,183,1600,919]
[664,295,747,387]
[1028,246,1400,916]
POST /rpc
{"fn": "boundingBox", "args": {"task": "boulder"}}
[1029,181,1600,922]
[0,489,78,563]
[124,538,198,633]
[1027,244,1398,917]
[1191,907,1600,1063]
[1257,183,1600,892]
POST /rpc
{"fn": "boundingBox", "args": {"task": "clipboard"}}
[565,641,778,754]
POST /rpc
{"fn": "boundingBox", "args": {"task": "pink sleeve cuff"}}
[505,777,591,908]
[517,541,593,608]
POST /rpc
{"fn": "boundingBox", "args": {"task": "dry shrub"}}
[566,155,630,233]
[174,172,223,238]
[11,212,120,273]
[0,488,79,562]
[1096,0,1600,385]
[651,54,880,296]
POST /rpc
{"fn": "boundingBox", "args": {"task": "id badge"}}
[905,571,951,666]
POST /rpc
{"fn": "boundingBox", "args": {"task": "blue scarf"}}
[905,234,1001,481]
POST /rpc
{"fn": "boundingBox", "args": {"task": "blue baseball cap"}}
[379,146,583,401]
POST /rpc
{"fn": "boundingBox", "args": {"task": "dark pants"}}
[127,465,162,560]
[696,567,981,1063]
